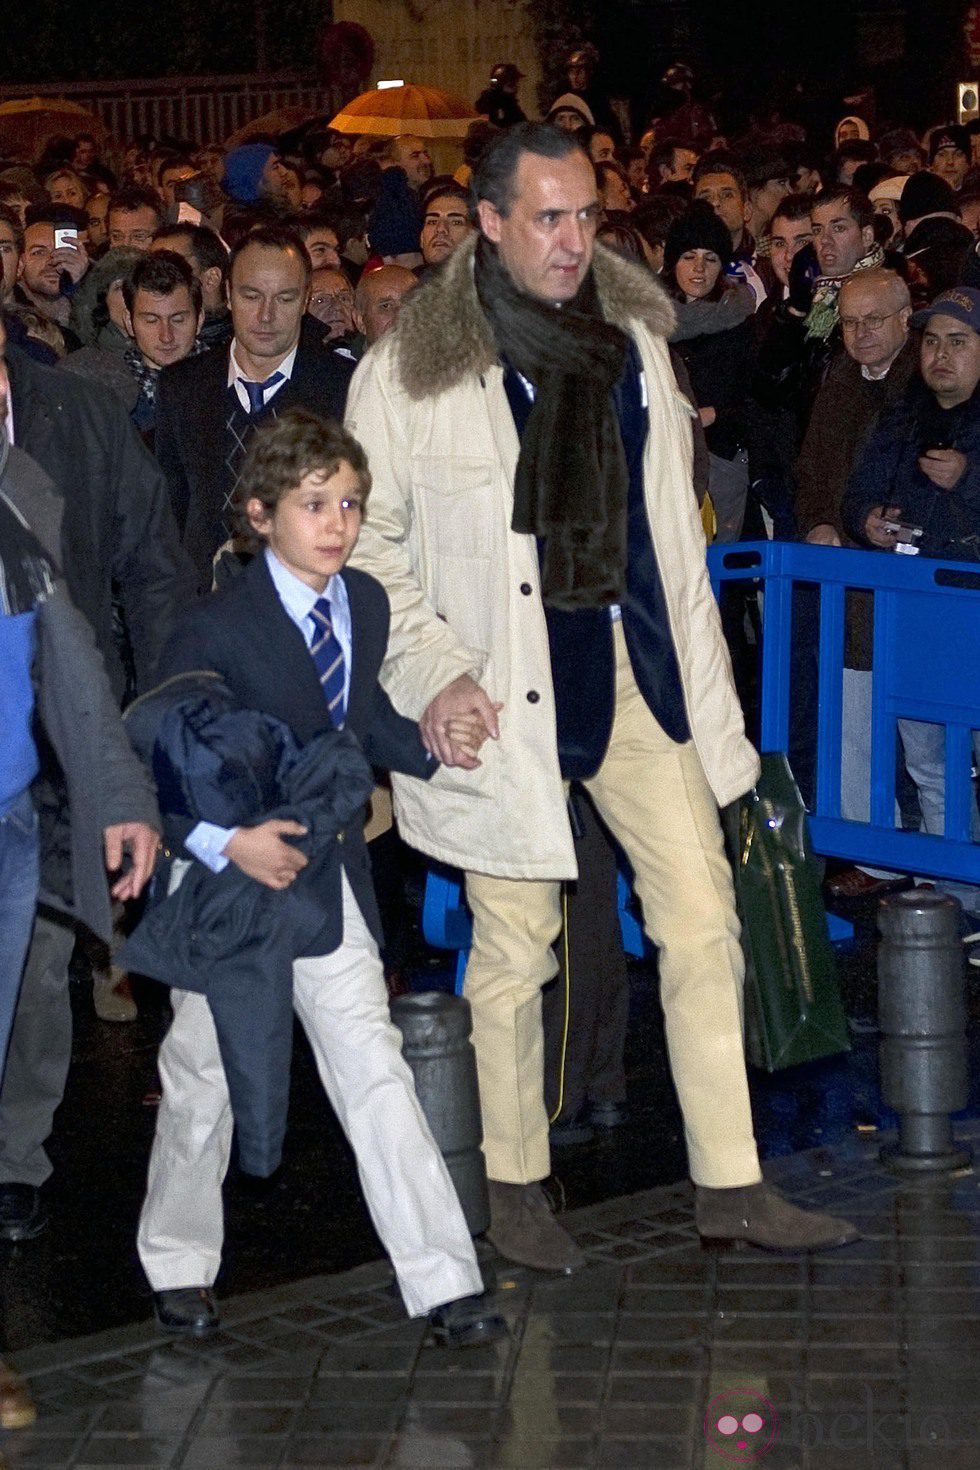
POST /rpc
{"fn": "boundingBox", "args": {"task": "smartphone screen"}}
[54,228,78,250]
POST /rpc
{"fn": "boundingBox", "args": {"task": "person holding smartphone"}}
[13,208,89,352]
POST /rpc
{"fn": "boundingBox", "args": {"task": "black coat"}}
[7,343,192,699]
[842,379,980,561]
[672,316,756,461]
[155,341,355,592]
[155,552,435,946]
[120,673,374,1176]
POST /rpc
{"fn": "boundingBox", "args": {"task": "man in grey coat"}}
[0,420,160,1430]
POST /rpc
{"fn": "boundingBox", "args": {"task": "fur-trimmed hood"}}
[396,234,677,401]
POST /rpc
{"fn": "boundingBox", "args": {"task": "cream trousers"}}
[138,873,482,1317]
[464,622,762,1190]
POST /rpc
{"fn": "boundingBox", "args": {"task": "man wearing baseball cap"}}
[844,286,980,559]
[842,286,980,922]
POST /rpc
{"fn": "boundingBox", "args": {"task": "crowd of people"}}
[1,44,980,1426]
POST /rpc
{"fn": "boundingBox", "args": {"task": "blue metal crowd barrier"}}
[710,541,980,884]
[422,540,980,982]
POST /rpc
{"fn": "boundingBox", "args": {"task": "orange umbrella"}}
[0,97,108,162]
[329,83,479,139]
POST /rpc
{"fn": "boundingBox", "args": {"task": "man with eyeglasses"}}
[306,265,357,343]
[841,286,980,925]
[795,270,917,899]
[106,185,163,252]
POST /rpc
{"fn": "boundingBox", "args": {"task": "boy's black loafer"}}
[427,1293,507,1349]
[153,1286,220,1338]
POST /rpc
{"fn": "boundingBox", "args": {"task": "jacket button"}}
[337,832,344,843]
[520,582,532,596]
[526,689,540,704]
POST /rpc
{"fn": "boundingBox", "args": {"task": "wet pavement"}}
[4,1123,980,1468]
[1,894,979,1465]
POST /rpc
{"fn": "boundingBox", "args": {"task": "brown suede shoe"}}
[487,1180,585,1274]
[695,1182,860,1254]
[0,1359,35,1430]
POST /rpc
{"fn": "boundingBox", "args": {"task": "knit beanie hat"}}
[928,125,971,162]
[222,143,275,204]
[898,170,956,225]
[663,200,734,274]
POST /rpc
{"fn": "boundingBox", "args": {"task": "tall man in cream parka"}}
[346,124,857,1272]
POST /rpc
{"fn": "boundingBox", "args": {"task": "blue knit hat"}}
[222,143,275,204]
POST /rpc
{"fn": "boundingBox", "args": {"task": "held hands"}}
[863,504,903,549]
[104,822,160,902]
[421,674,504,769]
[918,448,967,491]
[224,820,309,890]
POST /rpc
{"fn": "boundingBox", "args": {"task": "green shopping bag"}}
[724,753,851,1072]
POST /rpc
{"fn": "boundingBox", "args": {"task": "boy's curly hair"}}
[235,408,371,547]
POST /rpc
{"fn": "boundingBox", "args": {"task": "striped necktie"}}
[310,595,346,726]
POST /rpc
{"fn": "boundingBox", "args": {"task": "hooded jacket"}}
[346,233,759,880]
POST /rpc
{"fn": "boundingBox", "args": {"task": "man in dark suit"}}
[0,313,189,1246]
[155,223,355,593]
[137,410,503,1349]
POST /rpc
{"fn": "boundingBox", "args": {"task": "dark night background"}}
[0,1,976,134]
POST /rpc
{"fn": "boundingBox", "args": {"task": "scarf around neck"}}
[805,242,886,341]
[474,236,630,610]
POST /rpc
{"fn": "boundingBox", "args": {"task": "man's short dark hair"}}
[0,203,22,252]
[419,176,472,216]
[123,249,201,315]
[767,193,814,230]
[472,122,587,216]
[107,184,163,220]
[294,208,343,243]
[152,221,228,281]
[647,137,689,180]
[691,151,747,200]
[229,222,312,285]
[834,139,878,170]
[813,184,875,233]
[235,408,370,544]
[24,202,87,231]
[633,194,686,249]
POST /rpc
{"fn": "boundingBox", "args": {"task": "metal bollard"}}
[390,990,490,1235]
[878,889,973,1173]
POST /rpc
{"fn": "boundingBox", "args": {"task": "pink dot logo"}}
[704,1389,780,1461]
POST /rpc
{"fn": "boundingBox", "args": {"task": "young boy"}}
[136,409,504,1348]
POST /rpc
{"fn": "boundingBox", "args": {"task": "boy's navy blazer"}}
[158,553,432,949]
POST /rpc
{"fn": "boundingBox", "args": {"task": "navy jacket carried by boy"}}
[121,553,434,1174]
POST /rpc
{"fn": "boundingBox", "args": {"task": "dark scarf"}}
[474,237,630,610]
[125,338,207,407]
[125,347,159,408]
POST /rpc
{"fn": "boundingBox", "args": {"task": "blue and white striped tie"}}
[310,596,346,726]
